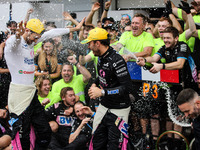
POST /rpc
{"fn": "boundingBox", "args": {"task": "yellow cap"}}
[26,19,45,34]
[81,27,108,44]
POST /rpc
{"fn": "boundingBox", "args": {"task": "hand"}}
[27,8,34,14]
[149,63,163,73]
[81,106,93,116]
[179,1,191,14]
[105,0,112,10]
[88,86,102,99]
[79,55,86,65]
[41,98,50,106]
[16,21,26,39]
[165,0,172,14]
[0,109,7,118]
[42,71,49,75]
[70,17,86,32]
[80,117,91,127]
[136,57,146,66]
[92,2,100,12]
[67,55,77,65]
[64,107,73,116]
[63,12,73,21]
[91,83,97,88]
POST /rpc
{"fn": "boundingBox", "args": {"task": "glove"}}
[179,1,191,14]
[165,0,172,14]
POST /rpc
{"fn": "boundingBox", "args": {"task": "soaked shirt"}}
[4,28,70,85]
[95,47,134,109]
[45,101,75,147]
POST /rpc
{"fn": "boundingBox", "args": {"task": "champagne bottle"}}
[143,62,154,70]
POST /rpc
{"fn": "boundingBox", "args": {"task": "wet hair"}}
[38,39,58,73]
[176,88,198,105]
[163,26,179,38]
[35,75,51,95]
[74,101,85,108]
[62,62,74,72]
[6,20,17,27]
[133,13,147,24]
[159,17,173,26]
[60,87,74,99]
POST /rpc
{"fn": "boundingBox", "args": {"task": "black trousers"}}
[92,111,122,150]
[10,91,52,150]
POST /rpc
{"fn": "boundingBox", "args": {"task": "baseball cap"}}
[102,17,115,23]
[103,24,118,31]
[81,27,108,44]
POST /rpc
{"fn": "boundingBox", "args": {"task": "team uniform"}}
[45,101,75,150]
[4,27,71,149]
[90,47,134,150]
[67,118,93,150]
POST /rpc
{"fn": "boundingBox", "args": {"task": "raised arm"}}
[67,56,91,83]
[85,2,100,25]
[63,12,79,26]
[100,0,112,22]
[24,8,33,22]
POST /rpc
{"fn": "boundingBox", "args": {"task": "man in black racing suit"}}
[81,27,134,150]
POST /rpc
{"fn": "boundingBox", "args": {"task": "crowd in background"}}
[0,0,200,149]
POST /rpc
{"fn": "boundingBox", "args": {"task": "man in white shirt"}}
[4,18,84,150]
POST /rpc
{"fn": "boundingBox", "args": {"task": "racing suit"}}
[45,101,75,150]
[91,47,134,150]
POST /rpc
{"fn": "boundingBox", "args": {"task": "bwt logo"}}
[18,70,34,74]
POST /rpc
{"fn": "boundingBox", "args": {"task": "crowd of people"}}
[0,0,200,149]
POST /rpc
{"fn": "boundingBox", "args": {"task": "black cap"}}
[102,17,115,23]
[103,24,118,31]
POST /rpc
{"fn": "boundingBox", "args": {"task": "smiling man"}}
[51,57,91,104]
[176,88,200,149]
[4,18,85,150]
[136,27,192,84]
[114,13,154,62]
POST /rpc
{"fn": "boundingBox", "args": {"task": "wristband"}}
[144,57,147,63]
[74,61,78,66]
[101,89,105,96]
[91,112,96,117]
[105,9,109,11]
[162,63,165,69]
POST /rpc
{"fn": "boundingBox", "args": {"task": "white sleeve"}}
[5,35,21,51]
[37,28,70,43]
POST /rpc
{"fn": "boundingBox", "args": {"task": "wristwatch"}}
[101,89,105,96]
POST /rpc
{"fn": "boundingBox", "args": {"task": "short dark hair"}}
[176,88,198,105]
[74,101,85,107]
[133,13,147,24]
[62,62,74,72]
[60,87,74,98]
[6,20,17,27]
[163,27,179,38]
